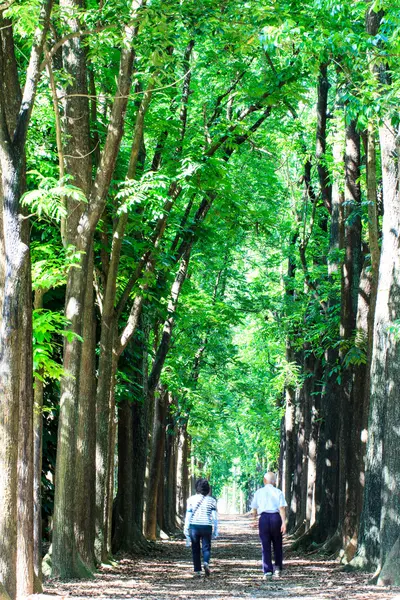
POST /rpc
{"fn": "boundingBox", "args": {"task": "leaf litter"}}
[44,515,400,600]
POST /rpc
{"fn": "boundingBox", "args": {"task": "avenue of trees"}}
[0,0,400,597]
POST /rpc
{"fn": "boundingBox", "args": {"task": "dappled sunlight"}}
[45,515,400,599]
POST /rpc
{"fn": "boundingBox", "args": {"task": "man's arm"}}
[279,506,286,534]
[249,491,259,527]
[250,508,258,528]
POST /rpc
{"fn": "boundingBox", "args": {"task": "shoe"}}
[273,569,281,579]
[193,571,202,578]
[263,572,273,580]
[203,562,211,577]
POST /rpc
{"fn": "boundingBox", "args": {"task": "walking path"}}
[45,515,400,600]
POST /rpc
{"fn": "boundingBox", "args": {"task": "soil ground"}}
[45,515,400,600]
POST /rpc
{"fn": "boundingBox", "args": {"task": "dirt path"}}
[45,515,400,600]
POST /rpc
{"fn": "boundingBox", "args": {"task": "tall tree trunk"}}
[111,329,150,554]
[131,319,151,540]
[312,123,343,547]
[113,397,134,552]
[105,360,118,561]
[356,121,399,573]
[316,63,332,214]
[53,0,142,574]
[0,2,52,593]
[145,387,168,540]
[352,6,389,572]
[75,246,97,572]
[33,290,45,590]
[375,123,400,578]
[16,235,34,598]
[337,120,363,554]
[95,82,153,561]
[176,421,189,527]
[52,0,93,576]
[163,396,178,534]
[283,372,296,526]
[52,241,93,577]
[292,380,306,534]
[305,355,322,530]
[281,235,298,524]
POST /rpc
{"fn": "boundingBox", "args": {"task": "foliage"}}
[33,310,82,381]
[6,0,400,521]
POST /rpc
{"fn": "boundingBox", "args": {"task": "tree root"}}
[377,536,400,586]
[320,531,342,556]
[344,549,377,573]
[290,524,326,552]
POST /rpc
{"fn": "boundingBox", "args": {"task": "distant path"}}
[45,515,400,599]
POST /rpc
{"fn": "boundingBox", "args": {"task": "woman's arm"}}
[212,509,218,537]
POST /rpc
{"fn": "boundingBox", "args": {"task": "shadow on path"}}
[45,515,400,600]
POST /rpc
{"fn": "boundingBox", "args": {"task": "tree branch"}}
[207,64,251,127]
[87,0,144,231]
[40,24,118,71]
[13,0,53,151]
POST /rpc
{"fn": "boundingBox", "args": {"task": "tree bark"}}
[163,396,178,534]
[95,81,153,561]
[0,2,52,593]
[145,387,168,540]
[53,0,143,575]
[316,63,332,214]
[75,246,96,572]
[356,121,399,572]
[176,421,189,527]
[337,120,363,554]
[376,123,400,576]
[33,290,45,590]
[16,243,34,598]
[52,0,94,576]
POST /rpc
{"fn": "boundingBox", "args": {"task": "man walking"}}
[250,472,287,579]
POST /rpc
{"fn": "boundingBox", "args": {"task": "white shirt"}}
[250,484,287,515]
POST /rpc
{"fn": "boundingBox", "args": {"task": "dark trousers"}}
[258,512,283,573]
[189,526,212,572]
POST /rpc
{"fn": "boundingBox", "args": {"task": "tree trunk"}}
[113,397,134,552]
[292,381,305,533]
[145,387,168,540]
[316,63,332,214]
[356,121,399,572]
[52,0,94,576]
[305,356,322,530]
[314,356,340,543]
[337,120,363,554]
[52,0,141,570]
[283,379,296,528]
[33,290,45,590]
[96,83,153,560]
[376,123,400,577]
[131,319,151,540]
[342,265,370,562]
[52,242,93,578]
[162,396,178,534]
[0,1,52,591]
[105,363,118,561]
[310,123,342,547]
[17,238,34,598]
[75,246,96,572]
[176,421,189,527]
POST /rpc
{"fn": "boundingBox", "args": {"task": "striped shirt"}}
[184,494,217,529]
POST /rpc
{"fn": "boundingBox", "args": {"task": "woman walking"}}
[184,478,218,577]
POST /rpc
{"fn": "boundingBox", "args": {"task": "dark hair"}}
[195,478,210,496]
